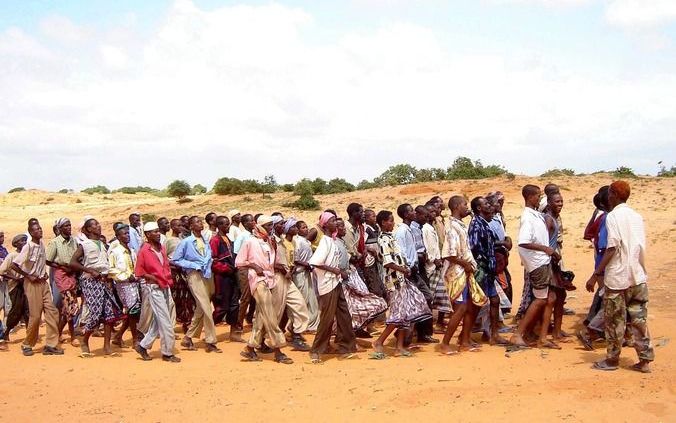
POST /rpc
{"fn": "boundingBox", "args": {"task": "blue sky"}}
[0,0,675,191]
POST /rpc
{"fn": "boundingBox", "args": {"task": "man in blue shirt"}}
[128,212,143,253]
[395,203,436,344]
[468,197,509,346]
[172,216,221,353]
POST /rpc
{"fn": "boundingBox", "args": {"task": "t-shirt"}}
[517,207,550,273]
[603,203,647,290]
[309,235,341,296]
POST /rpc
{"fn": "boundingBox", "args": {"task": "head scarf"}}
[318,211,337,239]
[228,209,241,220]
[610,180,630,202]
[282,218,297,235]
[253,215,275,248]
[12,234,27,248]
[78,215,94,232]
[55,217,70,228]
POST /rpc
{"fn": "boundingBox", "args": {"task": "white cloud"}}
[39,15,89,43]
[0,0,675,192]
[605,0,676,29]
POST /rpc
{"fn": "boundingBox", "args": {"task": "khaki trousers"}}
[248,282,286,349]
[23,280,59,348]
[276,275,309,334]
[185,271,217,344]
[311,284,356,354]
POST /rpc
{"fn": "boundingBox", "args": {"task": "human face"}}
[190,218,204,233]
[170,220,183,235]
[457,199,470,218]
[117,228,131,245]
[404,205,416,222]
[232,214,241,225]
[243,217,256,231]
[60,222,72,238]
[548,194,564,214]
[286,225,299,237]
[129,214,141,227]
[158,218,170,233]
[336,220,347,237]
[28,224,43,241]
[415,208,428,225]
[324,217,337,234]
[364,211,376,227]
[381,215,395,232]
[351,207,365,224]
[478,198,493,218]
[262,222,274,234]
[217,218,231,234]
[87,220,102,237]
[15,237,27,251]
[527,189,542,208]
[274,221,285,236]
[297,222,309,237]
[145,229,161,244]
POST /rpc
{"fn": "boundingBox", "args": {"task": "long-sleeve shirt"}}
[135,243,172,288]
[13,240,47,278]
[209,234,235,275]
[394,223,418,268]
[235,236,276,292]
[233,230,252,255]
[309,235,341,296]
[128,226,144,253]
[422,222,440,275]
[108,243,137,282]
[410,221,426,254]
[172,234,213,278]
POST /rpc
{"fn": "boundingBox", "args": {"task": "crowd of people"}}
[0,180,653,372]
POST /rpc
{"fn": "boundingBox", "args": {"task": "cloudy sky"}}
[1,0,675,191]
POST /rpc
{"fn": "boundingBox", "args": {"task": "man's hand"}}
[252,264,264,276]
[585,275,597,293]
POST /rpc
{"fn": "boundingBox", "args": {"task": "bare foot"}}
[440,343,458,355]
[537,339,562,350]
[372,340,384,353]
[490,335,510,346]
[509,334,528,347]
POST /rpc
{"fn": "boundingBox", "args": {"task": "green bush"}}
[141,213,157,223]
[8,187,25,193]
[213,177,246,195]
[114,186,157,194]
[446,157,506,180]
[58,188,70,194]
[191,184,207,195]
[356,179,376,190]
[541,168,575,177]
[373,164,418,186]
[167,180,191,199]
[82,185,110,195]
[327,178,355,194]
[612,166,636,178]
[283,193,320,210]
[177,197,193,204]
[281,183,294,192]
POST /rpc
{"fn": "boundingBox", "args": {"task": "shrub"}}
[356,179,376,190]
[213,177,246,195]
[541,168,575,177]
[294,178,315,195]
[58,188,70,194]
[327,178,355,194]
[191,184,207,195]
[261,175,278,194]
[505,172,516,181]
[446,157,506,180]
[82,185,110,195]
[8,187,25,193]
[167,180,192,199]
[281,183,294,192]
[373,164,418,186]
[177,197,193,204]
[283,193,320,210]
[114,186,157,194]
[612,166,636,178]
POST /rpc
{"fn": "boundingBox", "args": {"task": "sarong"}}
[80,276,124,332]
[115,281,141,316]
[171,268,195,325]
[385,279,432,328]
[341,267,387,330]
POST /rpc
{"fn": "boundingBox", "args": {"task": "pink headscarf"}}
[318,211,337,239]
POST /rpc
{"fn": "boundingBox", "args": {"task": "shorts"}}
[529,264,552,300]
[476,266,498,298]
[455,284,470,304]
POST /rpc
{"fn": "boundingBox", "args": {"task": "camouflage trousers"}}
[604,284,655,362]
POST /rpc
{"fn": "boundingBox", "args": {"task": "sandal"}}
[396,350,413,358]
[592,360,619,371]
[239,350,262,362]
[505,344,530,353]
[274,353,294,365]
[369,352,387,360]
[79,352,94,358]
[576,330,594,351]
[630,362,651,374]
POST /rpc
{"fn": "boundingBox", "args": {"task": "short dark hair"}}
[241,214,254,224]
[346,203,363,217]
[205,212,217,223]
[188,215,200,226]
[522,184,540,199]
[448,195,465,211]
[544,183,559,196]
[396,203,411,220]
[215,215,229,226]
[295,220,306,229]
[414,205,427,214]
[376,210,393,226]
[470,197,483,214]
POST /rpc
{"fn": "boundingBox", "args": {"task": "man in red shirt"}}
[209,216,241,342]
[134,222,180,363]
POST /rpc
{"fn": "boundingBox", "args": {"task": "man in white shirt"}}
[585,180,653,373]
[509,185,560,349]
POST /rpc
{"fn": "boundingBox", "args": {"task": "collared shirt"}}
[309,235,342,296]
[80,238,110,274]
[135,243,172,288]
[517,207,551,272]
[468,216,496,274]
[410,221,426,254]
[201,228,214,243]
[293,235,313,274]
[172,234,213,278]
[13,239,47,278]
[165,234,181,259]
[0,245,8,261]
[394,223,418,267]
[603,203,647,290]
[443,217,477,281]
[108,243,137,282]
[233,230,252,255]
[343,219,361,257]
[227,225,242,243]
[46,235,78,266]
[489,216,506,242]
[434,215,447,251]
[128,226,144,253]
[0,251,21,291]
[235,235,276,292]
[422,222,440,274]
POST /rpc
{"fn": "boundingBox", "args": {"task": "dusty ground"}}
[0,175,674,422]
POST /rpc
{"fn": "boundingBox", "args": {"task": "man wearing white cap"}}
[134,222,180,362]
[227,209,242,242]
[172,216,221,353]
